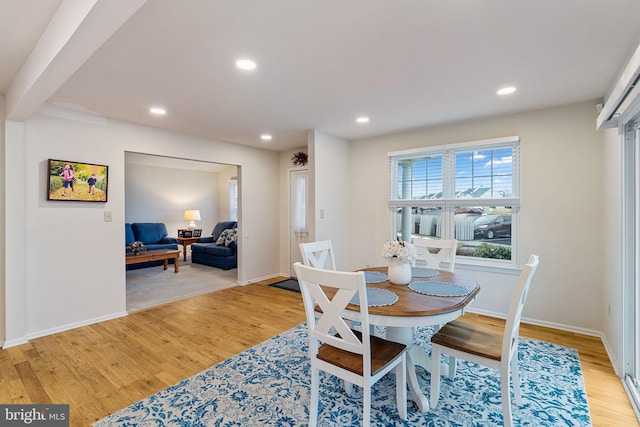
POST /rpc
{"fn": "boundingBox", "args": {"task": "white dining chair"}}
[412,238,458,272]
[293,262,407,426]
[429,254,539,427]
[299,240,336,270]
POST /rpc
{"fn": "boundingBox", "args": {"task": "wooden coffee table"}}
[125,249,180,272]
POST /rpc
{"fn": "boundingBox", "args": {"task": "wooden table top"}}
[176,237,199,244]
[345,267,480,318]
[125,248,180,263]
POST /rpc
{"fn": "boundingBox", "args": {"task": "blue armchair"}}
[191,221,237,269]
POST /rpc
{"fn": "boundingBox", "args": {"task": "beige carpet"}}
[126,257,238,312]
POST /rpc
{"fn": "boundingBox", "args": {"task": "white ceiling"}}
[3,0,640,152]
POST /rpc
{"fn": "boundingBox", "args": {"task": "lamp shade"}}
[184,210,201,221]
[184,209,201,231]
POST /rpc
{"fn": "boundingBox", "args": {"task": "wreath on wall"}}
[291,151,308,166]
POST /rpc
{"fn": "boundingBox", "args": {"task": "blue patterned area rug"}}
[93,324,591,426]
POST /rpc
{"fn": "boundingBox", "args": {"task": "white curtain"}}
[293,174,308,240]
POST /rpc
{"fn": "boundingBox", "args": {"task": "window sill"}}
[455,257,521,275]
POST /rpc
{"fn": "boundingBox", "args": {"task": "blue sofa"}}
[191,221,237,270]
[125,223,179,269]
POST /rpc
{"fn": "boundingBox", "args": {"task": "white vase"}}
[387,258,412,285]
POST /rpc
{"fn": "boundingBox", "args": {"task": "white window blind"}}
[389,136,520,208]
[229,179,238,221]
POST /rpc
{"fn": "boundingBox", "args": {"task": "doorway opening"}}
[125,152,240,311]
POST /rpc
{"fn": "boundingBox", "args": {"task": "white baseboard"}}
[2,311,129,349]
[238,272,287,286]
[466,307,603,337]
[2,337,29,349]
[522,316,603,338]
[601,334,622,377]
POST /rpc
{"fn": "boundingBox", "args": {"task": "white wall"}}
[125,162,231,235]
[3,107,280,345]
[309,130,351,270]
[0,96,5,342]
[349,101,605,333]
[5,120,27,345]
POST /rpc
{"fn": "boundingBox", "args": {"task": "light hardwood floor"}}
[0,279,637,426]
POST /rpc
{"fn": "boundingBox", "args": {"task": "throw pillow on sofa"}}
[211,221,237,241]
[216,228,238,246]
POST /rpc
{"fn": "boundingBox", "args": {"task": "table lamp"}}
[184,209,201,230]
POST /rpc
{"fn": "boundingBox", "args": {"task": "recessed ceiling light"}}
[149,107,166,115]
[356,116,370,124]
[497,86,517,95]
[236,59,257,70]
[260,134,272,141]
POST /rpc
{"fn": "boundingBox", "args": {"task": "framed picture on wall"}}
[47,159,108,202]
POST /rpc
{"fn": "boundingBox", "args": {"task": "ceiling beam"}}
[6,0,147,121]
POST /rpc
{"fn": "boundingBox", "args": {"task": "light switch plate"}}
[104,211,113,222]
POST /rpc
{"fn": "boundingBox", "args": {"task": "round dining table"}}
[342,266,480,413]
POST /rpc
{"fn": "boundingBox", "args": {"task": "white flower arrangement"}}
[128,240,146,255]
[381,238,416,263]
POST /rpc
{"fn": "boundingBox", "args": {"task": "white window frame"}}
[229,178,238,221]
[388,136,520,268]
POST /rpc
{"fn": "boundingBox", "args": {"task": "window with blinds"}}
[229,179,238,221]
[388,136,520,264]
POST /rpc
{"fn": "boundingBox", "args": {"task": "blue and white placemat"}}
[363,271,388,283]
[411,267,440,278]
[350,288,398,307]
[408,281,471,297]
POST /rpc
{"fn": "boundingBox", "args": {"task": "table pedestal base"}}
[386,326,449,413]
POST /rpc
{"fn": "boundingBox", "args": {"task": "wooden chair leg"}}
[430,345,442,409]
[396,354,407,420]
[500,368,513,427]
[447,355,457,380]
[363,385,371,426]
[309,366,319,427]
[344,380,353,395]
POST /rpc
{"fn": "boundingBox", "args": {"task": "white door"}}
[289,169,309,277]
[623,116,640,409]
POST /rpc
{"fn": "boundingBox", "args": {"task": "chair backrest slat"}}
[299,240,337,270]
[413,238,458,272]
